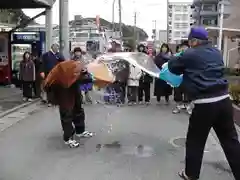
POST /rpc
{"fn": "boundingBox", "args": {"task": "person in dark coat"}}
[114,59,130,104]
[32,52,42,98]
[168,26,240,180]
[40,44,65,105]
[172,41,192,114]
[137,44,153,104]
[154,43,172,104]
[19,51,35,102]
[72,47,93,104]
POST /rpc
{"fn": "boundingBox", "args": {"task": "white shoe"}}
[28,98,33,102]
[76,131,94,138]
[64,139,79,148]
[186,105,192,115]
[145,102,151,105]
[23,97,27,102]
[139,101,144,105]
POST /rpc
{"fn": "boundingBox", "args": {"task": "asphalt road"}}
[0,102,235,180]
[0,87,23,114]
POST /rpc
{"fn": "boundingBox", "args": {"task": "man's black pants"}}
[138,82,150,102]
[127,86,138,102]
[59,99,85,141]
[185,98,240,180]
[116,82,126,103]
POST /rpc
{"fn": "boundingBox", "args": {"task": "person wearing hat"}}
[168,26,240,180]
[72,47,93,104]
[172,41,192,115]
[72,47,83,61]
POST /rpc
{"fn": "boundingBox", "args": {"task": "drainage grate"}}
[170,137,186,148]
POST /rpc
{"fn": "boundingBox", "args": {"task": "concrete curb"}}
[0,99,40,118]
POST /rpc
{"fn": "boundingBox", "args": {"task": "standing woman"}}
[154,43,172,105]
[19,51,35,102]
[32,52,42,98]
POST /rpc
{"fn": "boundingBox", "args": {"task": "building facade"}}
[167,1,193,44]
[191,0,240,68]
[157,30,168,44]
[191,0,230,26]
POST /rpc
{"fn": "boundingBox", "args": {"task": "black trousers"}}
[59,99,85,141]
[185,98,240,180]
[138,82,150,102]
[22,81,33,98]
[127,86,138,102]
[157,95,169,102]
[33,80,41,98]
[115,82,126,103]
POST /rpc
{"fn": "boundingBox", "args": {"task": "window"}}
[202,4,214,11]
[86,41,100,51]
[183,6,188,12]
[175,6,182,12]
[174,23,189,29]
[182,14,188,21]
[175,15,182,21]
[174,31,181,37]
[181,31,188,36]
[89,33,100,38]
[182,23,189,29]
[174,23,180,28]
[75,33,88,38]
[202,17,218,26]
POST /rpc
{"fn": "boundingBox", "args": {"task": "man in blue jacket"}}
[41,44,65,105]
[168,27,240,180]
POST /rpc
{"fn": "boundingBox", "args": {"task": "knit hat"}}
[73,47,82,53]
[188,26,208,40]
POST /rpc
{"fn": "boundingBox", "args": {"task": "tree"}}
[0,9,33,25]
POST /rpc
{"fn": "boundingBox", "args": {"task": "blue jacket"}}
[168,43,228,100]
[41,51,65,75]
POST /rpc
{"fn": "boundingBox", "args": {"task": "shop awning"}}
[0,0,54,9]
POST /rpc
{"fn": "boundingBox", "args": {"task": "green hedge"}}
[229,84,240,105]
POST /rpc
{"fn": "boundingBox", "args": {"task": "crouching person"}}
[45,62,93,148]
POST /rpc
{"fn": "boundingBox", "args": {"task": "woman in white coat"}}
[127,65,142,105]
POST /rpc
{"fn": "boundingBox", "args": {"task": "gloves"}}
[159,62,183,87]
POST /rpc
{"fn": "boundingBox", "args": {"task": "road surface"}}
[0,102,235,180]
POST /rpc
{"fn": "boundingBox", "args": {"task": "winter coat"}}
[154,52,172,97]
[128,65,142,86]
[114,60,130,83]
[41,51,65,76]
[19,60,36,82]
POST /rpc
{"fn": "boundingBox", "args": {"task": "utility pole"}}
[112,0,116,35]
[153,20,157,41]
[218,1,224,51]
[133,11,137,50]
[45,7,53,52]
[118,0,122,45]
[59,0,69,58]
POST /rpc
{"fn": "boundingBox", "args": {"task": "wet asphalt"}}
[0,102,235,180]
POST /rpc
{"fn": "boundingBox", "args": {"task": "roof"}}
[0,0,54,9]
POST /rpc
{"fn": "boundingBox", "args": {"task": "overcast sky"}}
[23,0,192,36]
